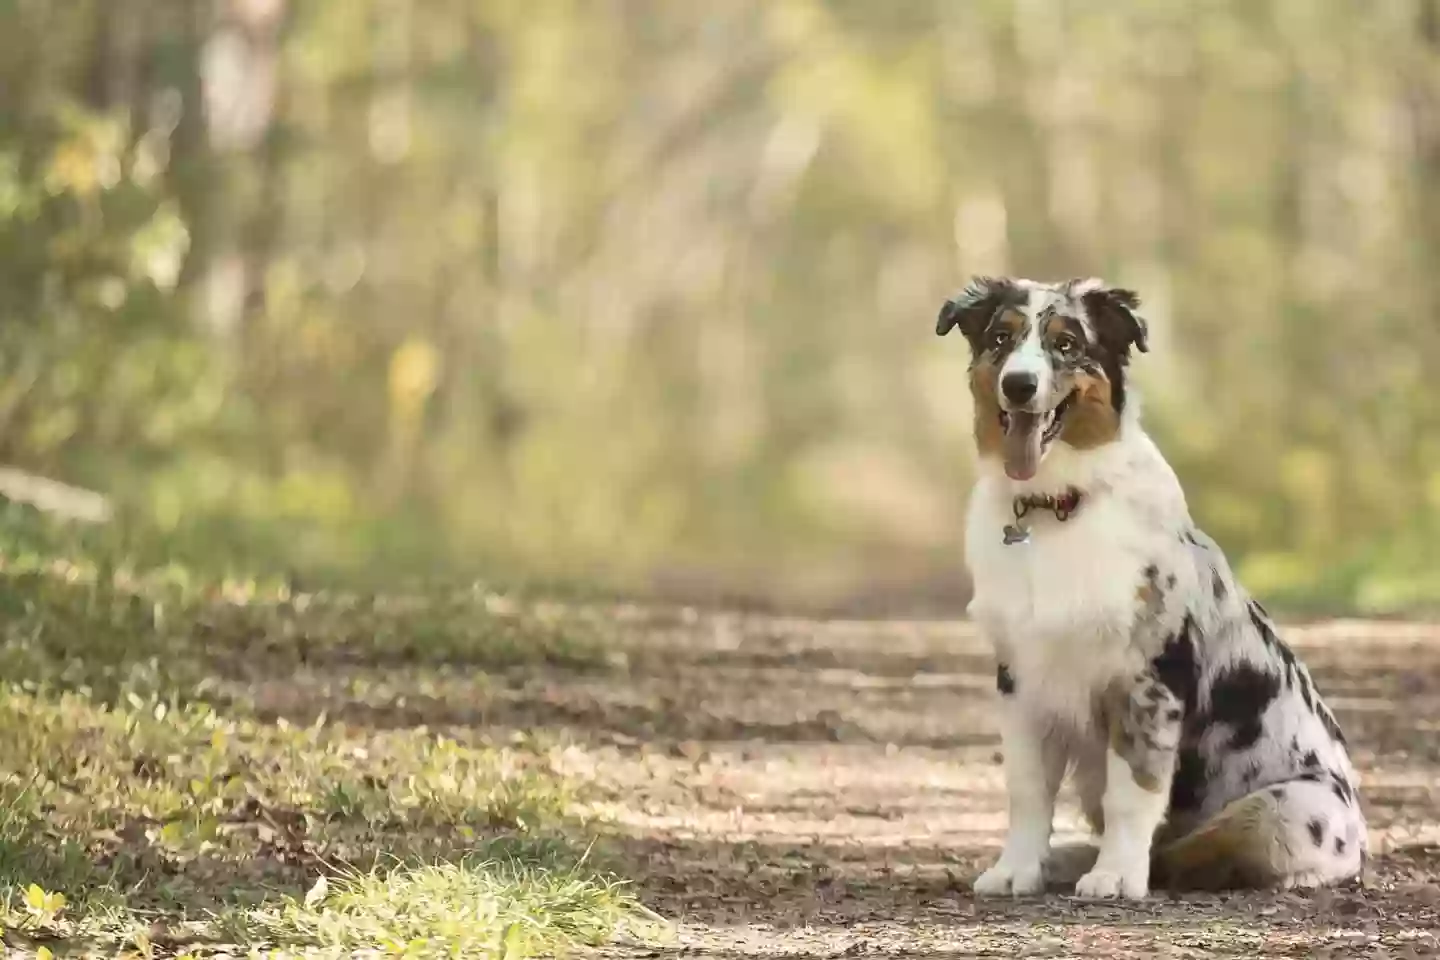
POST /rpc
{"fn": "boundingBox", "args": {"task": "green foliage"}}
[0,92,204,471]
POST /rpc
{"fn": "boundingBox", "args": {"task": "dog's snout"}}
[1001,371,1038,405]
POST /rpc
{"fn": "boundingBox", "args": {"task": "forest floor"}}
[1,534,1438,957]
[570,606,1440,959]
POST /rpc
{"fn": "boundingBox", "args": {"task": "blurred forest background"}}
[2,0,1439,615]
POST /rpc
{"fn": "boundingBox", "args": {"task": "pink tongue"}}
[1003,412,1043,481]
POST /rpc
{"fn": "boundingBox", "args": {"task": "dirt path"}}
[515,608,1440,959]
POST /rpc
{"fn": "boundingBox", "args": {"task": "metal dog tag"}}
[1002,523,1031,546]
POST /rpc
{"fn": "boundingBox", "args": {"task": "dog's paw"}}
[1073,867,1148,900]
[973,860,1045,897]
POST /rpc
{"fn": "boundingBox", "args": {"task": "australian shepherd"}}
[937,276,1365,899]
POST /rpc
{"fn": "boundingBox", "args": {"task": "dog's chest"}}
[966,493,1169,724]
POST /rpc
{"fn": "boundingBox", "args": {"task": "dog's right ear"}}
[936,276,1021,343]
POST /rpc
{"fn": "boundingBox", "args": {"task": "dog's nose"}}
[1001,371,1038,405]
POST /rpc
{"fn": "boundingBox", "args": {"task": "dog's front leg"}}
[974,694,1067,897]
[1074,673,1183,900]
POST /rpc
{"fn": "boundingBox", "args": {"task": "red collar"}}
[1013,486,1084,523]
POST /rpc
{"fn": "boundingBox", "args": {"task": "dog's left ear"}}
[936,276,1021,343]
[1081,285,1149,357]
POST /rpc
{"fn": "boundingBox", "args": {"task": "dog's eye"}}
[986,329,1010,350]
[1053,334,1080,357]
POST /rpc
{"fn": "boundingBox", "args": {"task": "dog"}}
[936,276,1365,899]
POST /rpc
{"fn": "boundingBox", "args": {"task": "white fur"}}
[972,699,1066,896]
[1074,747,1170,898]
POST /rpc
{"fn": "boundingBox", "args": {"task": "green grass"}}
[0,502,649,958]
[233,844,643,958]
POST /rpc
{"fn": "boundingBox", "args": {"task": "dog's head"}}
[936,276,1148,481]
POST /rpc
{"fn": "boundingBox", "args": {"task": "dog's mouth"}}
[998,392,1075,481]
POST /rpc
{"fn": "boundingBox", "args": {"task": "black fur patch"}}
[1318,706,1348,746]
[1078,285,1147,411]
[1247,603,1311,702]
[936,276,1024,346]
[1307,818,1325,847]
[1155,618,1206,816]
[1170,746,1207,811]
[1335,837,1347,855]
[1211,569,1226,600]
[1151,616,1199,714]
[1208,663,1281,751]
[1272,636,1298,676]
[1302,750,1320,769]
[996,663,1015,696]
[1248,602,1279,649]
[1329,771,1354,806]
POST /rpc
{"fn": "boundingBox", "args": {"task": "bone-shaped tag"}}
[1002,523,1031,546]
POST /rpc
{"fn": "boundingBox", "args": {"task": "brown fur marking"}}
[970,361,1002,457]
[967,310,1028,458]
[1059,366,1121,449]
[1037,313,1123,450]
[1041,314,1081,340]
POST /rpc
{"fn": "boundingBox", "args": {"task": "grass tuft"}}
[230,843,646,957]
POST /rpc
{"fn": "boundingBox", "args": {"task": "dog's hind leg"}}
[1156,775,1365,890]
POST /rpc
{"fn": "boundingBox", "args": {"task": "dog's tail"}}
[1152,777,1365,890]
[1042,842,1102,886]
